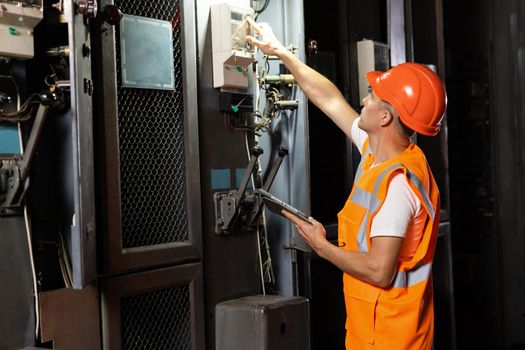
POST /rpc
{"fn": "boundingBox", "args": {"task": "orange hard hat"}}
[366,63,447,136]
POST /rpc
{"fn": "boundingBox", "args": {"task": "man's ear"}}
[380,110,394,127]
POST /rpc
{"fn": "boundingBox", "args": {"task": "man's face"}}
[358,90,382,133]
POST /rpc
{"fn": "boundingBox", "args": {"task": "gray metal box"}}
[216,295,310,350]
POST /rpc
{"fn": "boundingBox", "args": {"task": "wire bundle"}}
[0,93,40,123]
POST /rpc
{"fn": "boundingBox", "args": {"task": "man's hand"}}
[246,19,287,57]
[283,209,402,287]
[282,210,329,255]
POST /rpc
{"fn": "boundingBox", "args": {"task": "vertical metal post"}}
[388,0,407,66]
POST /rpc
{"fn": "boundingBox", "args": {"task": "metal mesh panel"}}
[115,0,188,248]
[121,285,192,350]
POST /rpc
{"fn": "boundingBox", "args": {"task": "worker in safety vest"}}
[247,21,446,350]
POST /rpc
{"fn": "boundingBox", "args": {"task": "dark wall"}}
[304,0,387,225]
[443,0,500,348]
[444,0,525,348]
[302,2,386,349]
[491,0,525,348]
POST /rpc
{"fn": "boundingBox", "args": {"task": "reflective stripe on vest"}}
[354,163,404,252]
[406,168,435,220]
[392,261,432,288]
[354,143,373,185]
[352,164,436,252]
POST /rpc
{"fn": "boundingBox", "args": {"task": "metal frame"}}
[406,0,451,222]
[387,0,407,66]
[101,262,205,350]
[62,0,97,288]
[434,222,457,350]
[98,0,202,272]
[257,0,310,298]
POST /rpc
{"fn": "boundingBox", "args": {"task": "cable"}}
[254,46,261,117]
[254,0,270,20]
[256,225,266,295]
[244,133,265,295]
[24,205,40,338]
[261,209,275,283]
[0,101,40,123]
[0,93,41,123]
[253,44,276,287]
[57,226,73,288]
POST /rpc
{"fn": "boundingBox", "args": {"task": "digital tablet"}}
[257,189,313,225]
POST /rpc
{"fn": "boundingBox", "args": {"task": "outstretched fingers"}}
[246,17,263,33]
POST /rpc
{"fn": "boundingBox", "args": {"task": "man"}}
[247,22,446,350]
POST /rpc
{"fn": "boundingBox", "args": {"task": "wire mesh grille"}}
[121,285,192,350]
[115,0,188,248]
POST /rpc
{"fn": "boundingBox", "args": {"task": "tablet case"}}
[257,189,312,224]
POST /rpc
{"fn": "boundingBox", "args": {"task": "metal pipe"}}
[45,46,70,57]
[275,100,299,109]
[261,74,296,85]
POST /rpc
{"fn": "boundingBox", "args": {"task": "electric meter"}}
[210,3,255,89]
[0,1,43,59]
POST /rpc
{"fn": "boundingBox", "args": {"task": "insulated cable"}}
[244,132,265,295]
[253,0,270,20]
[250,53,276,291]
[24,205,39,338]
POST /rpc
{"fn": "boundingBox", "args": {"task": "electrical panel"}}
[0,1,43,59]
[1,0,98,287]
[210,3,255,89]
[357,39,389,101]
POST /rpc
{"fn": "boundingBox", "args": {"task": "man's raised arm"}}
[246,20,359,140]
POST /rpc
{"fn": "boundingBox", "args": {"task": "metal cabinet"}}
[94,0,202,273]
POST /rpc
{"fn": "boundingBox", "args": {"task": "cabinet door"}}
[101,263,205,350]
[95,0,201,273]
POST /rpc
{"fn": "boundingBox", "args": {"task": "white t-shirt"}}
[351,118,425,239]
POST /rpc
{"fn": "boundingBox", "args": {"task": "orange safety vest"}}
[338,139,440,350]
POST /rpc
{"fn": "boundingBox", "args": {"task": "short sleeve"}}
[370,173,422,238]
[351,117,368,155]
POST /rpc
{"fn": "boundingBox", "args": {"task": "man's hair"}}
[378,100,415,138]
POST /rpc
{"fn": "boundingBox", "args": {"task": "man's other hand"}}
[282,210,329,254]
